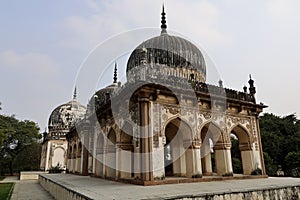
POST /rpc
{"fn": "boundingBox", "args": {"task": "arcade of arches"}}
[63,6,267,184]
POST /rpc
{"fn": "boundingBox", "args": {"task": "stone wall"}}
[39,174,300,200]
[39,175,92,200]
[20,171,48,180]
[174,187,300,200]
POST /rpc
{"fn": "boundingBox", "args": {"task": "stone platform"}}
[20,171,48,180]
[39,174,300,200]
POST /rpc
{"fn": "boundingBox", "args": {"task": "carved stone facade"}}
[64,7,267,184]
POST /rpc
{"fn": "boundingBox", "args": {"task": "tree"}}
[260,113,300,176]
[285,151,300,177]
[0,114,41,175]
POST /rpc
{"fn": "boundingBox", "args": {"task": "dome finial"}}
[113,62,118,83]
[73,86,77,99]
[161,4,167,34]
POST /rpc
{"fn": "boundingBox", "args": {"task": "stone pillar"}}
[214,143,233,176]
[201,153,213,176]
[134,146,141,179]
[72,146,76,173]
[255,116,266,175]
[201,140,213,176]
[117,144,132,179]
[77,157,82,173]
[171,140,186,176]
[82,123,90,176]
[240,142,255,175]
[139,92,153,181]
[185,140,202,178]
[152,137,165,180]
[45,141,51,171]
[106,144,116,179]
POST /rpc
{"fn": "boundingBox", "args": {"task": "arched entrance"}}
[52,147,65,168]
[72,144,77,173]
[201,122,232,176]
[95,132,105,177]
[77,142,82,173]
[118,122,134,178]
[106,129,116,179]
[164,117,193,177]
[231,125,255,175]
[67,146,72,172]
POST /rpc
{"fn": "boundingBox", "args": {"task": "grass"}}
[0,176,5,181]
[0,183,14,200]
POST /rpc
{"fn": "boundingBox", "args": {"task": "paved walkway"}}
[1,176,54,200]
[41,174,300,200]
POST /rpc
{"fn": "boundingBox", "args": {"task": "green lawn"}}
[0,183,14,200]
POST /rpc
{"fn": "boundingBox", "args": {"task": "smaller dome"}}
[88,63,120,114]
[48,98,86,128]
[88,83,119,114]
[95,83,118,99]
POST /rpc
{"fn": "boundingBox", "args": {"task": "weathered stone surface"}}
[39,174,300,200]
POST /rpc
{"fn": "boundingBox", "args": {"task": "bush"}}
[251,168,262,175]
[48,164,64,174]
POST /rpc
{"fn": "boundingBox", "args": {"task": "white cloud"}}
[61,0,227,51]
[0,50,59,76]
[0,50,67,129]
[266,0,300,21]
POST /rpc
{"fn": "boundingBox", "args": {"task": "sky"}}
[1,0,300,130]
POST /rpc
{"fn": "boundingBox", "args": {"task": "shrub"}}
[48,163,64,174]
[251,168,262,175]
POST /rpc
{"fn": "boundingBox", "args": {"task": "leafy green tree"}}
[0,114,41,175]
[260,113,300,176]
[263,152,277,176]
[285,151,300,176]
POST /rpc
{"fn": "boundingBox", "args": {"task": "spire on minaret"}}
[113,62,118,84]
[161,4,167,34]
[248,74,256,95]
[73,86,77,99]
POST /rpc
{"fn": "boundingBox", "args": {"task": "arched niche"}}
[230,125,255,175]
[200,122,225,176]
[164,117,193,177]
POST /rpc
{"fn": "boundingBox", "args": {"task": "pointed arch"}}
[164,117,193,177]
[200,121,225,176]
[120,121,133,145]
[163,115,195,140]
[200,121,225,149]
[229,124,253,145]
[230,124,255,175]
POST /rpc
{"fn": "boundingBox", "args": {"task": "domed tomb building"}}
[65,6,267,184]
[40,89,86,171]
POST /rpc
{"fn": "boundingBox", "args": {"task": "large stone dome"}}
[48,93,86,129]
[126,34,206,75]
[126,7,206,82]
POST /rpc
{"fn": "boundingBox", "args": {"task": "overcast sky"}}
[1,0,300,130]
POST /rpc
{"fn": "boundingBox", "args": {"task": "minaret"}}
[248,74,256,95]
[161,4,167,35]
[73,87,77,100]
[113,62,118,84]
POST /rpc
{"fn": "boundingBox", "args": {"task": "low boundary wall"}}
[39,174,300,200]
